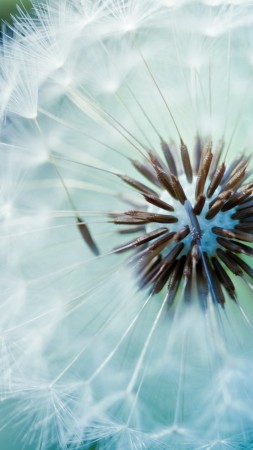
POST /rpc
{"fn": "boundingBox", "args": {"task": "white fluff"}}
[1,1,253,449]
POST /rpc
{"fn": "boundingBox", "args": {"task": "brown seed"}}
[139,256,163,289]
[183,252,193,278]
[143,193,174,211]
[206,192,232,220]
[227,252,253,278]
[118,174,158,196]
[173,226,190,242]
[152,242,185,292]
[222,189,252,212]
[238,217,253,224]
[152,260,177,294]
[238,183,253,194]
[196,258,208,310]
[111,210,178,225]
[77,217,99,256]
[148,155,176,198]
[221,155,245,185]
[232,206,253,220]
[202,252,225,306]
[226,155,251,182]
[156,169,177,198]
[181,140,193,183]
[194,136,202,174]
[236,198,253,211]
[195,144,213,198]
[131,159,161,187]
[113,227,168,253]
[148,150,168,173]
[150,246,185,292]
[207,162,226,198]
[167,255,186,306]
[221,166,247,192]
[216,237,253,256]
[133,231,176,267]
[209,189,232,208]
[183,253,193,303]
[161,139,178,176]
[170,173,187,204]
[209,139,224,178]
[216,248,243,276]
[213,227,253,243]
[235,223,253,232]
[212,256,236,300]
[193,194,206,215]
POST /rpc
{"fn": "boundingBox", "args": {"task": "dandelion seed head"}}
[1,0,253,449]
[148,173,238,257]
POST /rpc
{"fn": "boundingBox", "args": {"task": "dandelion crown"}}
[1,1,253,449]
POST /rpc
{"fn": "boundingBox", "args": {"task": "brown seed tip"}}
[180,140,193,183]
[77,217,100,256]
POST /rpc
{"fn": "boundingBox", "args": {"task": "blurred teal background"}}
[0,3,98,450]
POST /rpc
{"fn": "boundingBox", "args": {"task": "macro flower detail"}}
[107,139,253,308]
[1,1,253,450]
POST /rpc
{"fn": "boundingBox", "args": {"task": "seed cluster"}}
[107,138,253,309]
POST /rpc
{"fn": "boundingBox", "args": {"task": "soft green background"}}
[0,0,32,21]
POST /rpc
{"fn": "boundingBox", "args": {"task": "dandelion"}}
[1,1,253,449]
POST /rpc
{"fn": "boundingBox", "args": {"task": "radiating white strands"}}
[1,1,253,449]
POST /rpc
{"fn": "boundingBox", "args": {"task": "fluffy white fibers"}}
[1,1,253,449]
